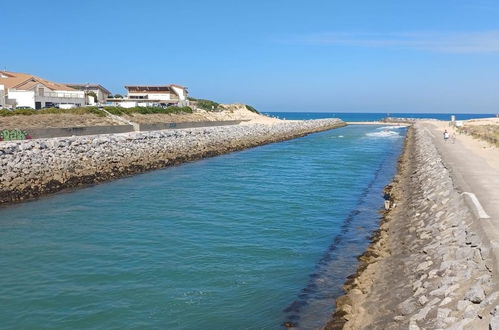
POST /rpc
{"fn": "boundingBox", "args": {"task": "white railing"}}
[40,92,84,99]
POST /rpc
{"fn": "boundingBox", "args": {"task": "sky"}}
[2,0,499,113]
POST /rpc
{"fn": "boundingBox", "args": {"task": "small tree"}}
[86,91,98,103]
[114,94,124,99]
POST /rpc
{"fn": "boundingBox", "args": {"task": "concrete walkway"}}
[420,121,499,274]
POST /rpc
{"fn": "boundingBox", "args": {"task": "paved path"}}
[420,121,499,272]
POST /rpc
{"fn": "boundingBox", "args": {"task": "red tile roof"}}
[0,71,76,91]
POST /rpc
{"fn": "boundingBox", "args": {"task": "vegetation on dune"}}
[104,106,193,115]
[0,106,193,117]
[1,100,256,118]
[188,97,221,111]
[189,97,260,114]
[245,104,259,114]
[458,125,499,147]
[0,107,105,117]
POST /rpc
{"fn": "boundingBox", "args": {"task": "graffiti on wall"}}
[0,129,32,141]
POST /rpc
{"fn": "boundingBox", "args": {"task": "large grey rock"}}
[490,305,499,330]
[398,298,418,316]
[457,299,471,311]
[465,284,486,304]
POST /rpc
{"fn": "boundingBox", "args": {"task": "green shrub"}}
[104,106,193,116]
[245,104,259,114]
[0,107,106,117]
[0,106,193,117]
[193,99,220,111]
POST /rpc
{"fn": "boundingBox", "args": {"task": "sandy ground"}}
[124,104,281,125]
[0,104,281,129]
[426,119,499,171]
[461,117,499,126]
[0,114,120,129]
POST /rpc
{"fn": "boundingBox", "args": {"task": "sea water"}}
[0,124,405,329]
[265,111,494,122]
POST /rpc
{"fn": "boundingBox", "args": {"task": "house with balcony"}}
[66,83,111,104]
[0,85,5,108]
[109,84,188,108]
[0,71,85,109]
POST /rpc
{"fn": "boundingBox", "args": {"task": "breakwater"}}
[328,126,498,329]
[0,120,247,141]
[0,119,344,204]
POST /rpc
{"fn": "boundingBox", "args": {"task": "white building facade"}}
[66,84,111,104]
[0,71,85,109]
[0,85,5,108]
[108,85,189,108]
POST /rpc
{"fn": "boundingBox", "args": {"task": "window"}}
[38,88,44,96]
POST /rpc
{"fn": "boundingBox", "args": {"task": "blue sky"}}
[3,0,499,113]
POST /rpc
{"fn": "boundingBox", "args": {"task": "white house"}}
[108,84,189,108]
[0,85,5,108]
[66,83,111,104]
[0,71,85,109]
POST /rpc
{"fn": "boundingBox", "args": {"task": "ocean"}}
[0,120,406,329]
[265,112,495,122]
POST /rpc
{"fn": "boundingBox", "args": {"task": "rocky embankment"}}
[327,126,499,329]
[0,119,344,205]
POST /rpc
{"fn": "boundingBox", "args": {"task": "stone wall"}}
[0,119,345,205]
[1,120,253,141]
[138,120,244,131]
[24,125,134,139]
[328,126,499,329]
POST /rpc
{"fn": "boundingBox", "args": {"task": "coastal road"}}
[420,121,499,271]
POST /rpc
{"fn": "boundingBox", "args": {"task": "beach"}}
[329,118,499,329]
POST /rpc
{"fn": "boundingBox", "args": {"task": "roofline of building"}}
[125,84,187,90]
[65,83,112,95]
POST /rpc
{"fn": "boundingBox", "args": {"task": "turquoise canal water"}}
[0,125,405,329]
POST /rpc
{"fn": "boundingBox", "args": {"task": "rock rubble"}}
[327,126,499,330]
[0,119,344,205]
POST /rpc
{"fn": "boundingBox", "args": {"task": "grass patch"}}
[188,98,221,111]
[0,107,105,117]
[245,105,259,114]
[458,125,499,146]
[0,106,193,117]
[103,106,193,116]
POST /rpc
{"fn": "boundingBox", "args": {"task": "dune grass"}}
[458,125,499,146]
[0,106,193,118]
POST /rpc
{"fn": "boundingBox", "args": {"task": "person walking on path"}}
[443,129,450,142]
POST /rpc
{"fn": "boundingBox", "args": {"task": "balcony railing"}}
[39,92,84,99]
